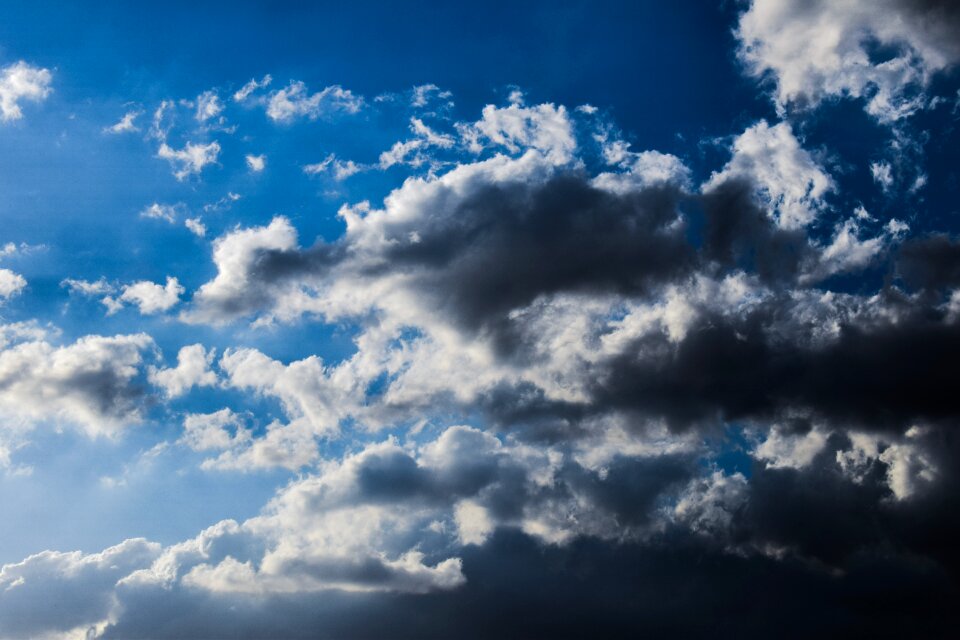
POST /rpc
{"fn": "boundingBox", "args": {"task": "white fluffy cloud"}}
[0,268,26,300]
[117,277,184,315]
[458,100,576,164]
[149,344,218,398]
[0,61,52,122]
[0,330,155,436]
[703,120,833,229]
[245,153,266,172]
[737,0,960,121]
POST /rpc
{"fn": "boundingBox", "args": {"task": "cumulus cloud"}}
[0,61,52,121]
[245,153,266,172]
[457,101,576,164]
[0,331,154,436]
[0,538,160,639]
[116,277,184,315]
[0,268,26,299]
[149,344,218,398]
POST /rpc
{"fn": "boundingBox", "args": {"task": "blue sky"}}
[0,1,959,637]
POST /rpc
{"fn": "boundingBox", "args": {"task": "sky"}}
[0,0,959,637]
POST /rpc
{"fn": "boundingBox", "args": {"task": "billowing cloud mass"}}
[1,0,959,638]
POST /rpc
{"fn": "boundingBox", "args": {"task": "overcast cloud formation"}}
[0,0,958,637]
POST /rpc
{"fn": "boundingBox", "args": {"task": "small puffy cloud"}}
[0,269,26,300]
[139,202,180,223]
[157,141,221,180]
[245,153,266,172]
[118,277,184,315]
[0,332,155,436]
[103,110,141,134]
[0,61,52,122]
[233,74,272,102]
[703,120,833,229]
[149,344,218,399]
[266,81,363,123]
[185,217,206,237]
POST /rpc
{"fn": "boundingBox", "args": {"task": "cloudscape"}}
[0,0,959,637]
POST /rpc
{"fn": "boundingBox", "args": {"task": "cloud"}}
[149,344,218,398]
[233,74,272,102]
[185,217,206,237]
[61,277,113,296]
[265,81,363,123]
[457,101,576,164]
[139,202,180,223]
[179,408,251,453]
[195,90,223,123]
[103,110,141,134]
[736,0,960,121]
[0,61,52,121]
[378,118,455,170]
[245,153,266,172]
[703,120,833,229]
[0,538,160,639]
[157,141,221,180]
[0,331,155,436]
[410,84,453,109]
[0,269,26,300]
[115,277,184,315]
[304,154,364,180]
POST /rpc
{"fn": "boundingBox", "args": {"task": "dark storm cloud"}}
[699,178,810,284]
[894,234,960,292]
[369,176,694,334]
[103,525,959,640]
[593,304,960,432]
